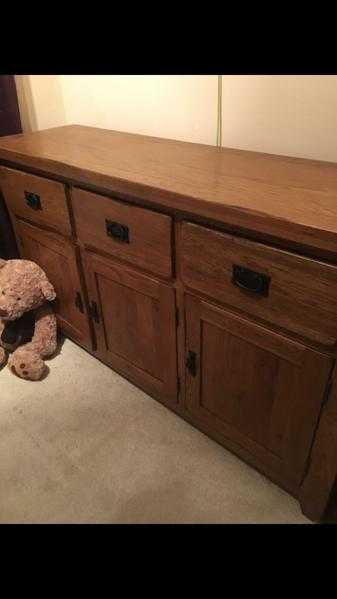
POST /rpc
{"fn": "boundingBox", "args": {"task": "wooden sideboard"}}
[1,125,337,522]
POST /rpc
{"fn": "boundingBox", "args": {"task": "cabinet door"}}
[16,220,92,349]
[185,294,333,488]
[83,250,178,405]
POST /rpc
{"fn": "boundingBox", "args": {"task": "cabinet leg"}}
[299,407,337,522]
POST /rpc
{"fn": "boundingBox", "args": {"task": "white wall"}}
[221,75,337,162]
[15,75,66,132]
[15,75,337,162]
[59,75,218,145]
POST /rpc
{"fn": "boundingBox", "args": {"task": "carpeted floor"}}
[0,338,309,524]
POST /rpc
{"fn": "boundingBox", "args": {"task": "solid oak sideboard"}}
[1,125,337,521]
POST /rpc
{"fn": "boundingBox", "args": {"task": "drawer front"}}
[0,167,71,235]
[72,188,172,278]
[181,221,337,347]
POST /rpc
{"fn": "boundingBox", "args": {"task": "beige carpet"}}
[0,338,309,524]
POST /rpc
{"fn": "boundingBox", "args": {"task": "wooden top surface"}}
[1,124,337,255]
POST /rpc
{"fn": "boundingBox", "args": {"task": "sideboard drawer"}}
[72,188,172,278]
[181,221,337,347]
[0,166,71,236]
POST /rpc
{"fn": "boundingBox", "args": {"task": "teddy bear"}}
[0,258,58,380]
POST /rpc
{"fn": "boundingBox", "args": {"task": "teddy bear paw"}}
[8,348,46,381]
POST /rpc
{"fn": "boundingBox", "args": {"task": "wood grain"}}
[1,126,337,255]
[16,220,92,349]
[185,294,333,488]
[72,187,172,278]
[0,165,71,236]
[2,125,337,520]
[181,221,337,348]
[300,361,337,521]
[82,250,178,404]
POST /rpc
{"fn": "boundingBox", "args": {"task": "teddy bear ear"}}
[40,277,56,301]
[0,259,6,269]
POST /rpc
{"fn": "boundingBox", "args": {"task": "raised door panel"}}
[16,220,91,349]
[185,295,333,488]
[83,250,178,404]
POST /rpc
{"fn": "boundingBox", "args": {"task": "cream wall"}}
[221,75,337,162]
[60,75,218,145]
[15,75,337,162]
[15,75,66,132]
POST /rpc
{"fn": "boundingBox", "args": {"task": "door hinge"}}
[89,300,100,324]
[186,350,197,377]
[75,291,84,314]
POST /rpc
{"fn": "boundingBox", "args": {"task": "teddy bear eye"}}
[1,290,5,295]
[17,297,21,301]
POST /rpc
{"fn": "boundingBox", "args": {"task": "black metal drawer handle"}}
[105,219,129,243]
[25,191,42,211]
[232,264,270,297]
